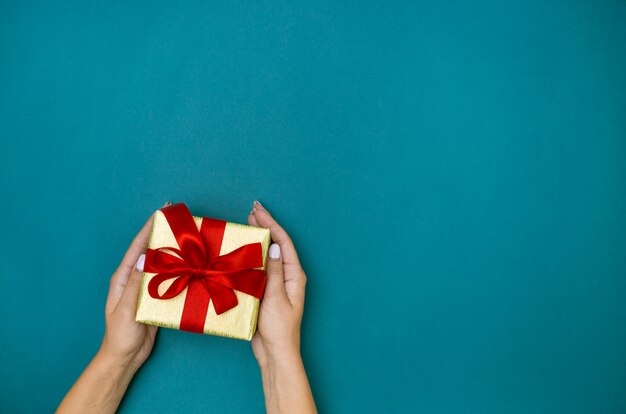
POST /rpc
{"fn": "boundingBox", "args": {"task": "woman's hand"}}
[56,203,167,414]
[100,202,165,371]
[248,200,317,414]
[248,200,307,364]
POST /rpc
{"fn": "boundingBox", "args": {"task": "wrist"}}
[55,347,138,414]
[96,344,141,379]
[260,346,303,373]
[257,345,316,414]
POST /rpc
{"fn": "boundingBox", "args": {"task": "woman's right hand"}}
[248,200,307,366]
[248,200,317,414]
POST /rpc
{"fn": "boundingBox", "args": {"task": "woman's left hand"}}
[99,202,167,372]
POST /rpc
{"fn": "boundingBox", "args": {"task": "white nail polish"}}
[269,243,281,260]
[135,253,146,272]
[254,200,266,211]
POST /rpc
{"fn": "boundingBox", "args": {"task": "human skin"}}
[56,200,316,414]
[249,200,317,414]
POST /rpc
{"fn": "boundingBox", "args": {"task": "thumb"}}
[264,243,288,304]
[117,254,146,314]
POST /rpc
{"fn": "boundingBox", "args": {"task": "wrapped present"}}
[135,203,270,340]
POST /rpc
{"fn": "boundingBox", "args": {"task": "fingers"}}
[247,209,259,227]
[251,201,301,268]
[117,256,146,314]
[250,201,307,308]
[106,269,130,316]
[107,203,168,315]
[249,207,291,306]
[117,202,171,274]
[265,243,289,304]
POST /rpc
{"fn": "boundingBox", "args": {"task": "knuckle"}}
[267,265,283,276]
[272,227,291,242]
[126,272,142,287]
[130,272,142,284]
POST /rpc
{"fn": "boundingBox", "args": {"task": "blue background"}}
[1,1,625,413]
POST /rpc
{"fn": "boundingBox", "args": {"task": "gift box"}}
[135,203,270,340]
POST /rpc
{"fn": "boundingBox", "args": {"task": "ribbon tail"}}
[206,281,239,315]
[179,278,211,334]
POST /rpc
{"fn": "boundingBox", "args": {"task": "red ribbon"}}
[143,203,267,333]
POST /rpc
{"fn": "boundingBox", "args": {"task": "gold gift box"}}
[135,209,270,340]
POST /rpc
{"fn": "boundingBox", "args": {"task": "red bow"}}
[143,203,267,333]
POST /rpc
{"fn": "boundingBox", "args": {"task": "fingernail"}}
[162,201,172,208]
[253,200,266,211]
[269,243,281,260]
[135,253,146,272]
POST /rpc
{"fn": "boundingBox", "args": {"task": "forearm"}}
[56,348,137,414]
[260,351,317,414]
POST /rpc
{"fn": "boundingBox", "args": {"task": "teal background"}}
[1,1,625,413]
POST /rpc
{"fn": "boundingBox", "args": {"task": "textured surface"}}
[136,211,269,341]
[1,1,626,413]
